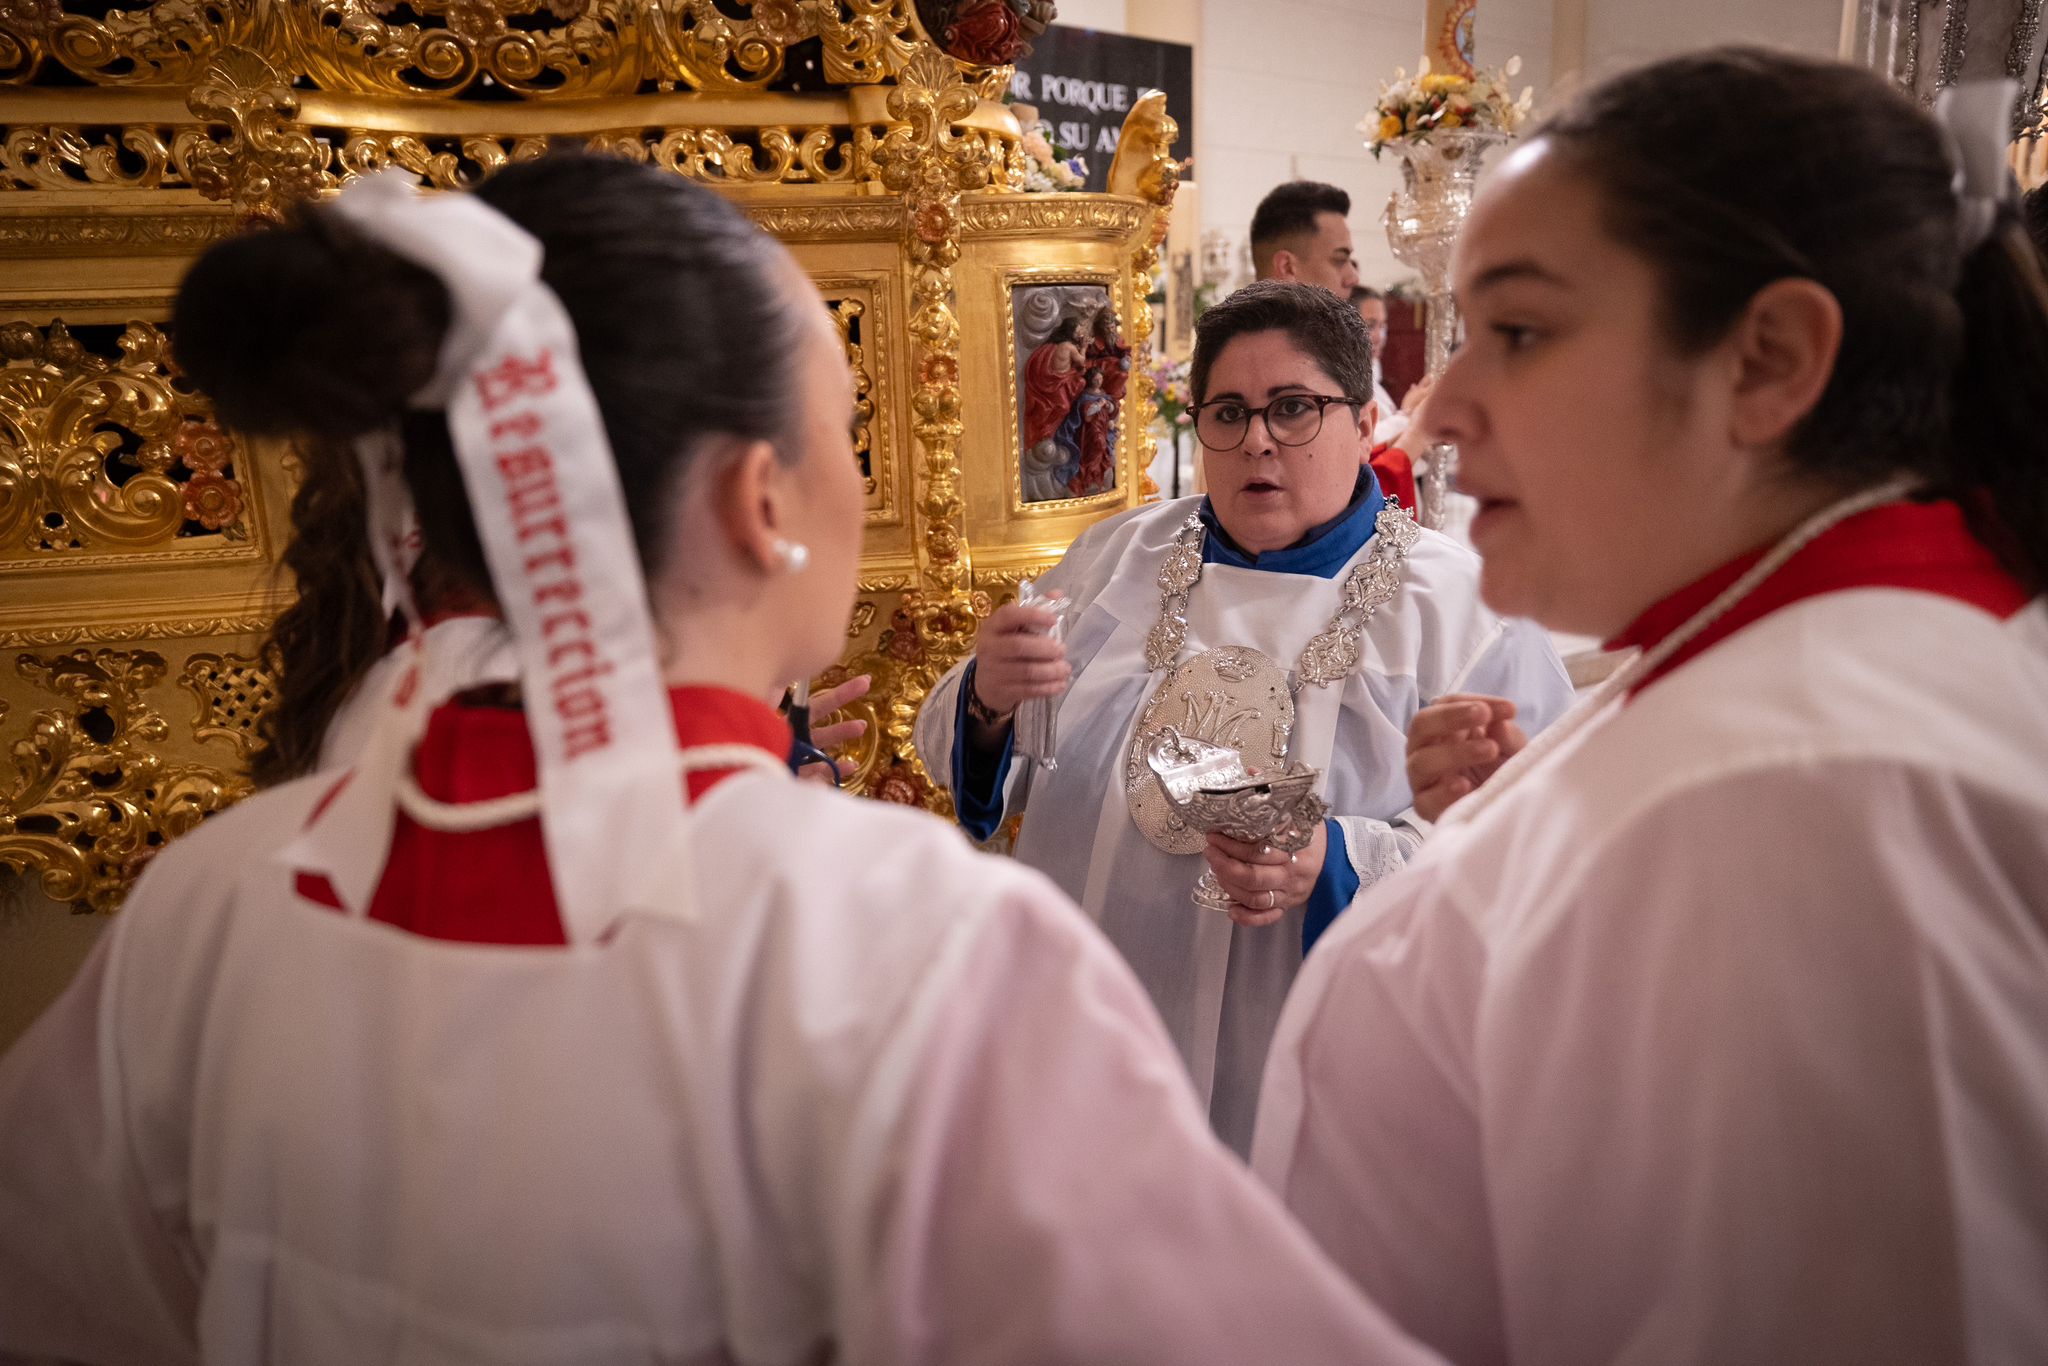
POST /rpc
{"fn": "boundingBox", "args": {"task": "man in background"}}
[1250,181,1360,296]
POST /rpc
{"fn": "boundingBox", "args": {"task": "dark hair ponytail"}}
[1948,218,2048,589]
[1536,47,2048,592]
[173,155,810,785]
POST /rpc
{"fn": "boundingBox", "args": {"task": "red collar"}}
[406,685,792,805]
[1606,499,2030,696]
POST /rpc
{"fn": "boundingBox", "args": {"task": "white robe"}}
[1255,588,2048,1366]
[916,496,1572,1153]
[0,764,1442,1366]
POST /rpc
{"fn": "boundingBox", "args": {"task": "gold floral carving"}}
[834,46,1001,810]
[179,50,327,223]
[0,320,257,561]
[1107,92,1180,504]
[1,648,251,912]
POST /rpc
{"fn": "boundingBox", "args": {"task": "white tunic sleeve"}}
[847,879,1445,1366]
[0,921,201,1365]
[1261,757,2048,1366]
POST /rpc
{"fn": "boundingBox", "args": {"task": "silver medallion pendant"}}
[1124,645,1294,854]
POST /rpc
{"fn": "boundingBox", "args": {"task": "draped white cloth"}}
[317,614,515,770]
[1255,590,2048,1366]
[0,765,1444,1366]
[916,497,1572,1153]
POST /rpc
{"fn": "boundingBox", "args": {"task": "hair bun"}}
[172,212,452,439]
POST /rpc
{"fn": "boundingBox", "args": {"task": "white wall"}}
[1050,0,1129,32]
[1061,0,1848,293]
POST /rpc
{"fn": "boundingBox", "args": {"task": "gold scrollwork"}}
[817,0,921,85]
[4,0,1001,96]
[2,0,256,89]
[178,650,276,755]
[0,320,257,561]
[283,1,647,102]
[1,647,251,912]
[0,123,182,191]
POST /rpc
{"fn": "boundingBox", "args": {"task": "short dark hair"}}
[1190,280,1374,407]
[1349,285,1385,305]
[1249,180,1351,251]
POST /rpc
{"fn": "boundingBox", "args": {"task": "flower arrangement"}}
[1012,102,1089,193]
[1148,353,1192,428]
[1362,54,1533,155]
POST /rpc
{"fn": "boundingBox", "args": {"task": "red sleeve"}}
[1368,445,1417,514]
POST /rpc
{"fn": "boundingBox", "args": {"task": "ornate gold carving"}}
[2,1,1027,96]
[817,0,920,84]
[746,201,903,240]
[1,648,251,912]
[1,123,182,190]
[1,0,250,89]
[282,1,645,102]
[1107,93,1180,505]
[0,208,235,255]
[179,50,326,223]
[0,613,277,649]
[830,296,879,495]
[956,194,1153,238]
[0,320,257,561]
[178,650,275,755]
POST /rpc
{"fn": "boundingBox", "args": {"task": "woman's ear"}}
[1726,277,1842,450]
[707,438,787,577]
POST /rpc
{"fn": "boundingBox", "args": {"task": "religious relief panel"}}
[913,0,1053,67]
[0,320,259,564]
[1011,279,1126,507]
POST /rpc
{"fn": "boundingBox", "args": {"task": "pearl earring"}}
[771,538,810,574]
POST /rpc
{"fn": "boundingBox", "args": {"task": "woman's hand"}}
[970,600,1070,718]
[1203,823,1328,929]
[798,674,871,785]
[1406,693,1526,821]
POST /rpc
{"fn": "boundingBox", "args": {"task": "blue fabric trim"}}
[1198,469,1384,579]
[1302,819,1360,955]
[951,659,1014,842]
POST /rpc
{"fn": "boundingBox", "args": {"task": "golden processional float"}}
[0,2,1180,918]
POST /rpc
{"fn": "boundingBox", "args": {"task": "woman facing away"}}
[1255,50,2048,1366]
[915,280,1573,1155]
[0,158,1440,1366]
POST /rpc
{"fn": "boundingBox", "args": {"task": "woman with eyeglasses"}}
[1255,52,2048,1365]
[915,281,1572,1154]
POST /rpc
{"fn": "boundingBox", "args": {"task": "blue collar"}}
[1198,470,1384,578]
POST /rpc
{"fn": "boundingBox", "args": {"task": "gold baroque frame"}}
[999,263,1130,519]
[0,3,1181,916]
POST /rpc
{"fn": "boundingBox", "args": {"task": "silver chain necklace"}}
[1143,501,1422,684]
[1123,500,1420,854]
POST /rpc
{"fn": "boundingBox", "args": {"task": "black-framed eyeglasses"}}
[1190,393,1362,452]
